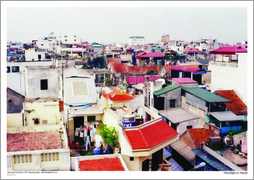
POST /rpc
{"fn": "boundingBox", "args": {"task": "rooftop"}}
[79,157,125,171]
[7,131,61,152]
[210,111,244,121]
[112,63,128,73]
[182,87,231,103]
[172,78,198,84]
[153,85,180,96]
[188,128,214,149]
[159,108,199,124]
[124,120,178,150]
[171,66,200,72]
[216,90,247,115]
[210,46,247,55]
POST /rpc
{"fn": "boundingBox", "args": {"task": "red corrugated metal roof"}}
[7,132,61,152]
[79,157,125,171]
[210,46,247,55]
[188,128,214,149]
[137,52,164,58]
[113,63,128,73]
[171,66,200,72]
[184,48,201,53]
[216,90,247,115]
[124,120,178,150]
[165,65,172,75]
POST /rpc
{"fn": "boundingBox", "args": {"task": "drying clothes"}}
[86,136,91,150]
[241,139,247,154]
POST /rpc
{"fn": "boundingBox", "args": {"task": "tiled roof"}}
[215,90,247,115]
[7,132,61,152]
[143,66,162,73]
[164,65,172,75]
[124,120,178,150]
[127,65,144,74]
[108,58,117,64]
[153,85,180,96]
[112,63,128,73]
[79,157,125,171]
[182,87,231,103]
[188,128,213,149]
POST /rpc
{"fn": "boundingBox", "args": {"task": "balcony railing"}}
[209,62,238,68]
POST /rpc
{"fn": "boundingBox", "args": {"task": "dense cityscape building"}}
[6,32,248,173]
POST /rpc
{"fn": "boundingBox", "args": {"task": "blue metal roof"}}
[191,149,232,171]
[168,158,184,171]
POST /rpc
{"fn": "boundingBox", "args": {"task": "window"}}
[7,66,10,73]
[38,54,41,60]
[186,125,192,129]
[64,35,67,38]
[65,39,67,42]
[130,157,134,161]
[169,100,176,108]
[12,66,19,73]
[40,79,48,90]
[72,81,88,96]
[87,116,95,122]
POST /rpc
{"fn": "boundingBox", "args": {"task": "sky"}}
[2,1,252,45]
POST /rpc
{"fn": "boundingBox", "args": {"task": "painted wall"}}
[25,101,61,126]
[7,113,23,127]
[25,66,61,99]
[156,88,182,110]
[177,119,200,136]
[209,53,247,105]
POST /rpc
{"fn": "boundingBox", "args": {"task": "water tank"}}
[122,114,136,127]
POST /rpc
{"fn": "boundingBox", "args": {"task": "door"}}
[152,149,163,171]
[142,159,150,171]
[74,116,84,134]
[154,96,165,110]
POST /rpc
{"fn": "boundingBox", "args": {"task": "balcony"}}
[209,62,238,68]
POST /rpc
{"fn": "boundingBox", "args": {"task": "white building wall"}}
[25,48,46,61]
[7,61,53,96]
[25,66,61,99]
[129,36,145,46]
[209,53,247,105]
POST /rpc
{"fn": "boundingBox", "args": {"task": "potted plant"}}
[99,124,119,153]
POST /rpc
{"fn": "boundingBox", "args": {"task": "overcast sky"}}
[3,2,251,45]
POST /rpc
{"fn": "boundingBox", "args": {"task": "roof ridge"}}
[138,128,150,149]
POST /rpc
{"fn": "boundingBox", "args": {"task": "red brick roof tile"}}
[124,120,178,150]
[216,90,247,115]
[164,65,172,75]
[188,128,213,149]
[113,63,128,73]
[127,65,144,74]
[79,157,125,171]
[7,131,61,152]
[142,66,162,73]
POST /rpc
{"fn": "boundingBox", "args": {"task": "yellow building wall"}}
[25,102,61,126]
[122,154,140,171]
[7,113,23,127]
[68,119,74,142]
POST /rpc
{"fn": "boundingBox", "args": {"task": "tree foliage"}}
[99,124,119,148]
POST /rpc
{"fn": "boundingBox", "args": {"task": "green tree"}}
[99,124,119,148]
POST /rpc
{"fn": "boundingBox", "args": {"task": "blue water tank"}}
[122,114,136,127]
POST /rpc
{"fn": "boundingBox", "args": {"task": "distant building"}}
[128,36,145,46]
[161,34,170,43]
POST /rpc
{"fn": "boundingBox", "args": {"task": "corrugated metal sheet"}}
[182,87,231,103]
[167,158,184,171]
[153,85,180,96]
[191,149,232,171]
[210,111,243,121]
[159,108,199,124]
[170,140,195,164]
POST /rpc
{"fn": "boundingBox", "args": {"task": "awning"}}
[194,71,207,75]
[210,111,243,121]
